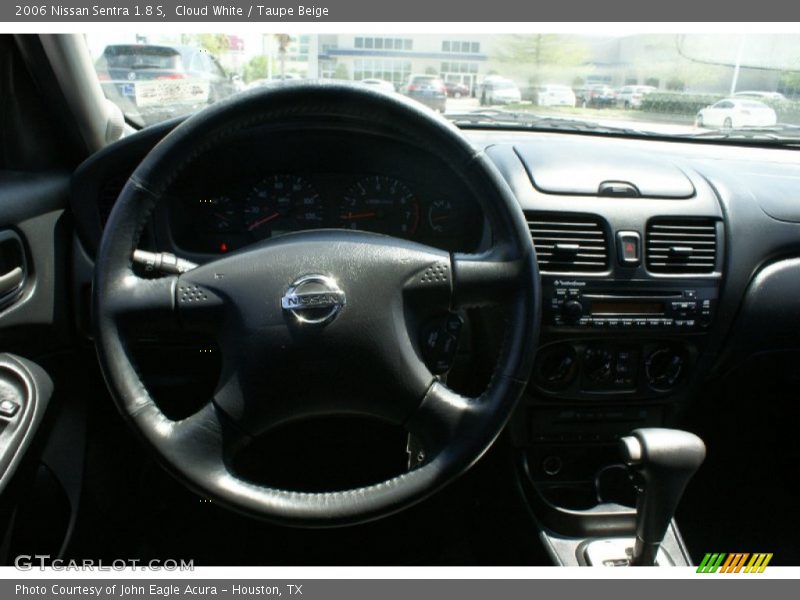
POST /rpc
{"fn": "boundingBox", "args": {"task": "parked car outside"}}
[696,98,778,129]
[479,77,522,105]
[247,74,303,89]
[95,44,236,124]
[533,84,576,107]
[617,85,657,109]
[444,81,470,98]
[360,78,396,93]
[577,84,617,107]
[402,74,447,112]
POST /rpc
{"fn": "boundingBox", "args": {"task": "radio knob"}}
[561,300,583,324]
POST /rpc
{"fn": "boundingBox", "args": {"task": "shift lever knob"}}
[620,428,705,566]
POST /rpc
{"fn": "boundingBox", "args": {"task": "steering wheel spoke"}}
[104,272,179,327]
[451,246,529,307]
[406,381,479,458]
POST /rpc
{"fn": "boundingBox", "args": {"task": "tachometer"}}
[244,175,325,239]
[339,176,419,237]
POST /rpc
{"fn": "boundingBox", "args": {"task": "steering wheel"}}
[93,82,540,526]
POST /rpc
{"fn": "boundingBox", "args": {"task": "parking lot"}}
[444,96,702,135]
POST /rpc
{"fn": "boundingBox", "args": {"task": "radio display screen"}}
[591,301,664,315]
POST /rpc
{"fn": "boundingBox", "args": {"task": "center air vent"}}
[646,218,718,274]
[527,214,609,273]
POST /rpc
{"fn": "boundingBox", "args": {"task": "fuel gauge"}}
[199,195,240,233]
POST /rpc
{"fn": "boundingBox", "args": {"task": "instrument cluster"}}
[170,172,479,255]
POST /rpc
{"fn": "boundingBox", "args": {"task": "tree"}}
[778,70,800,97]
[666,77,686,91]
[332,64,349,80]
[492,34,588,85]
[243,55,269,83]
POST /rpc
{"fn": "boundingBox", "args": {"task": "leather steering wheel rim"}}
[93,82,540,526]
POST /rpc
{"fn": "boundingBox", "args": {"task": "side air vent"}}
[527,214,609,273]
[646,218,718,274]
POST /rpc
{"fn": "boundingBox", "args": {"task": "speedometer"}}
[339,176,420,237]
[244,175,325,239]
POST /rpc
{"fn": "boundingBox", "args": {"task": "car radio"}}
[544,278,717,330]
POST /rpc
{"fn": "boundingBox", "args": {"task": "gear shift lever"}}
[620,428,705,566]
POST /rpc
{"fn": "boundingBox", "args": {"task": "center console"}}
[484,138,725,566]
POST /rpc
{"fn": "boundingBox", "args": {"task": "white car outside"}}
[535,84,576,107]
[617,85,656,109]
[696,99,777,129]
[360,78,396,93]
[481,78,522,105]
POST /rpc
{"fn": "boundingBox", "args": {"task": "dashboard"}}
[65,111,800,560]
[70,118,800,458]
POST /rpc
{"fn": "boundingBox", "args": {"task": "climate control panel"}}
[532,340,692,398]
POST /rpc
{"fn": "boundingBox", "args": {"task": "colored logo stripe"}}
[745,553,773,573]
[697,553,726,573]
[697,553,773,573]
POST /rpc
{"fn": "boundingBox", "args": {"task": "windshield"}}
[85,33,800,142]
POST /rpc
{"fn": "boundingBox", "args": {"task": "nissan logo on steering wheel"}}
[281,274,346,325]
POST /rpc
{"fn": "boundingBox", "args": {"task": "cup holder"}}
[538,483,599,511]
[517,451,637,538]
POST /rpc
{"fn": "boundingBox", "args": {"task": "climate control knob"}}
[535,344,578,390]
[583,346,613,382]
[645,347,685,390]
[561,300,584,324]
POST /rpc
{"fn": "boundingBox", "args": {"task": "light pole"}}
[730,35,746,96]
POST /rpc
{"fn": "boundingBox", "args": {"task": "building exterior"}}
[317,34,498,93]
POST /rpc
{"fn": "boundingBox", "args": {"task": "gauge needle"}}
[340,211,377,220]
[213,212,230,223]
[247,212,281,231]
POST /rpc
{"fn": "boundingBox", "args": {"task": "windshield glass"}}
[85,32,800,141]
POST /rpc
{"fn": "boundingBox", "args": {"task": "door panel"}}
[0,171,70,350]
